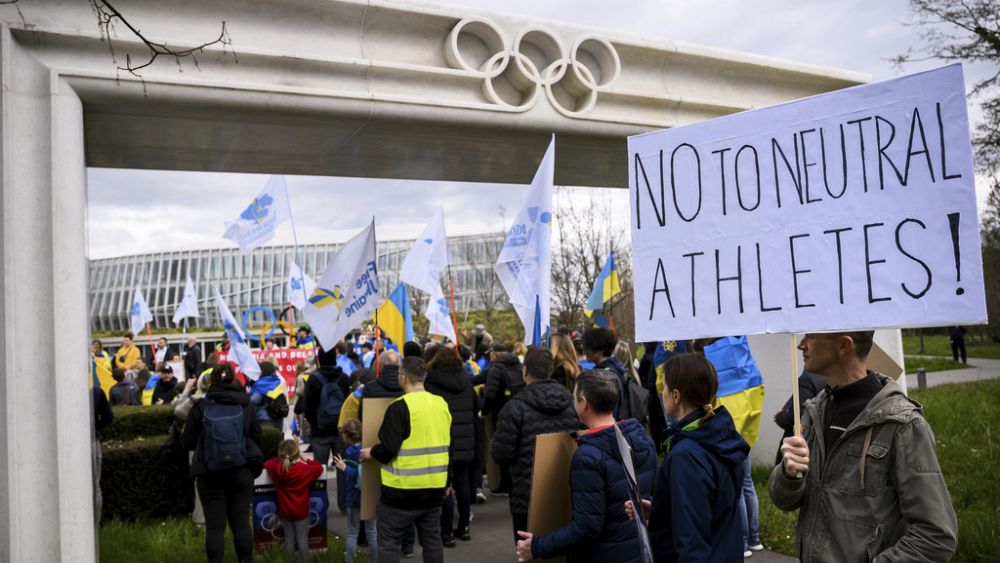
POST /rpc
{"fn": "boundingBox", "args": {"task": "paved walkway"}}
[905,356,1000,389]
[322,486,796,562]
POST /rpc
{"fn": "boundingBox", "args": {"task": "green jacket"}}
[768,373,957,562]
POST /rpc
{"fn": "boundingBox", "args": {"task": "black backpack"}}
[622,374,650,426]
[264,393,290,420]
[314,371,345,433]
[200,398,247,471]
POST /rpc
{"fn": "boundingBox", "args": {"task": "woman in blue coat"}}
[627,352,749,562]
[516,369,657,563]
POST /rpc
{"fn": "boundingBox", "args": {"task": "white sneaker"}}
[743,550,752,558]
[749,543,764,552]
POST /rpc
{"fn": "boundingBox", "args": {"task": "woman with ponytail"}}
[263,439,324,562]
[625,353,749,562]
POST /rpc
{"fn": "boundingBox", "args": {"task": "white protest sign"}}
[629,64,986,342]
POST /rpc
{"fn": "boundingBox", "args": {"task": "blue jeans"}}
[346,508,377,563]
[737,455,760,549]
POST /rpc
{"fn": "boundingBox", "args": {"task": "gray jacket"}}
[768,373,957,562]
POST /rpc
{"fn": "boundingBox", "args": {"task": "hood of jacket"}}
[579,417,648,461]
[427,365,470,394]
[493,353,521,370]
[595,356,626,377]
[376,364,402,391]
[517,379,574,415]
[205,381,249,406]
[841,373,920,430]
[669,406,748,471]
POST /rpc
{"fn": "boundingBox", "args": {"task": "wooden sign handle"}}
[790,334,803,479]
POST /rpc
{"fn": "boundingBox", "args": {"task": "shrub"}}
[103,405,175,442]
[100,421,284,522]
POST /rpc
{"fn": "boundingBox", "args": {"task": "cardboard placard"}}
[484,415,501,490]
[527,432,578,563]
[361,398,394,520]
[868,341,904,380]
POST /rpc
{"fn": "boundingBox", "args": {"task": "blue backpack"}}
[200,398,247,471]
[314,371,345,433]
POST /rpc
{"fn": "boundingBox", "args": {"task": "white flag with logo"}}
[425,287,456,339]
[399,206,449,296]
[303,220,380,351]
[172,276,200,325]
[287,261,318,311]
[495,136,554,344]
[130,287,154,336]
[222,175,292,254]
[214,287,261,381]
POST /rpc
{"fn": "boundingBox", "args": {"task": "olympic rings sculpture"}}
[241,306,278,342]
[444,19,621,116]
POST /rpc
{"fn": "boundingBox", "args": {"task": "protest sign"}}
[629,64,986,341]
[527,432,578,563]
[218,348,313,395]
[614,424,653,563]
[361,398,393,520]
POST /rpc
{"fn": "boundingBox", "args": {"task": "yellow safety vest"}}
[380,391,451,490]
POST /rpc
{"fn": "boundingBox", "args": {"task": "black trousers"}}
[441,460,475,534]
[511,511,528,544]
[952,338,967,363]
[197,467,254,563]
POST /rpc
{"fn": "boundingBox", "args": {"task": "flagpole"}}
[374,312,381,377]
[284,176,309,347]
[446,267,460,345]
[144,322,157,367]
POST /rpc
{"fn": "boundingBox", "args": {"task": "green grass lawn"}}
[903,334,1000,359]
[903,356,973,373]
[100,518,366,563]
[756,378,1000,561]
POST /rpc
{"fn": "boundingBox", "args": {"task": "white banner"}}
[222,175,291,254]
[495,136,555,344]
[629,64,986,341]
[129,287,153,336]
[399,205,449,297]
[303,220,380,351]
[287,261,318,311]
[172,275,200,325]
[214,287,261,381]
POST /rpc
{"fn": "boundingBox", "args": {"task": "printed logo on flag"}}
[224,321,246,344]
[131,302,141,316]
[240,194,274,224]
[290,277,303,290]
[309,286,345,313]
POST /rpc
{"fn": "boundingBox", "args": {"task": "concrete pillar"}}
[0,25,95,562]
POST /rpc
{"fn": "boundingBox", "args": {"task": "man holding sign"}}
[769,331,957,562]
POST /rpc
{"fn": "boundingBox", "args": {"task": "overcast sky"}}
[87,0,995,259]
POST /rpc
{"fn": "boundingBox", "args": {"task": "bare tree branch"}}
[90,0,236,79]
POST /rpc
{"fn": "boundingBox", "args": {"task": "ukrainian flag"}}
[375,283,414,347]
[704,336,765,448]
[91,352,115,398]
[653,340,688,394]
[584,251,621,320]
[142,374,161,406]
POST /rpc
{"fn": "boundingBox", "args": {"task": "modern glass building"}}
[89,233,507,332]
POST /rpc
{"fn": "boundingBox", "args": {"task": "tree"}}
[550,188,634,342]
[981,179,1000,339]
[893,0,1000,175]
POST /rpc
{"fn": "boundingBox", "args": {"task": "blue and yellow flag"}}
[705,336,765,448]
[653,340,689,394]
[584,252,621,318]
[375,283,414,346]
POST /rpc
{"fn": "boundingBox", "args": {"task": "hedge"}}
[102,405,175,442]
[101,410,284,522]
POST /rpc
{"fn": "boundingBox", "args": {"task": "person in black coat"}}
[773,369,827,465]
[425,347,478,543]
[492,348,580,542]
[180,363,263,563]
[582,328,629,419]
[152,364,180,405]
[516,370,657,563]
[183,336,203,378]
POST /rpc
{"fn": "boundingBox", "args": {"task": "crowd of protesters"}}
[92,322,958,563]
